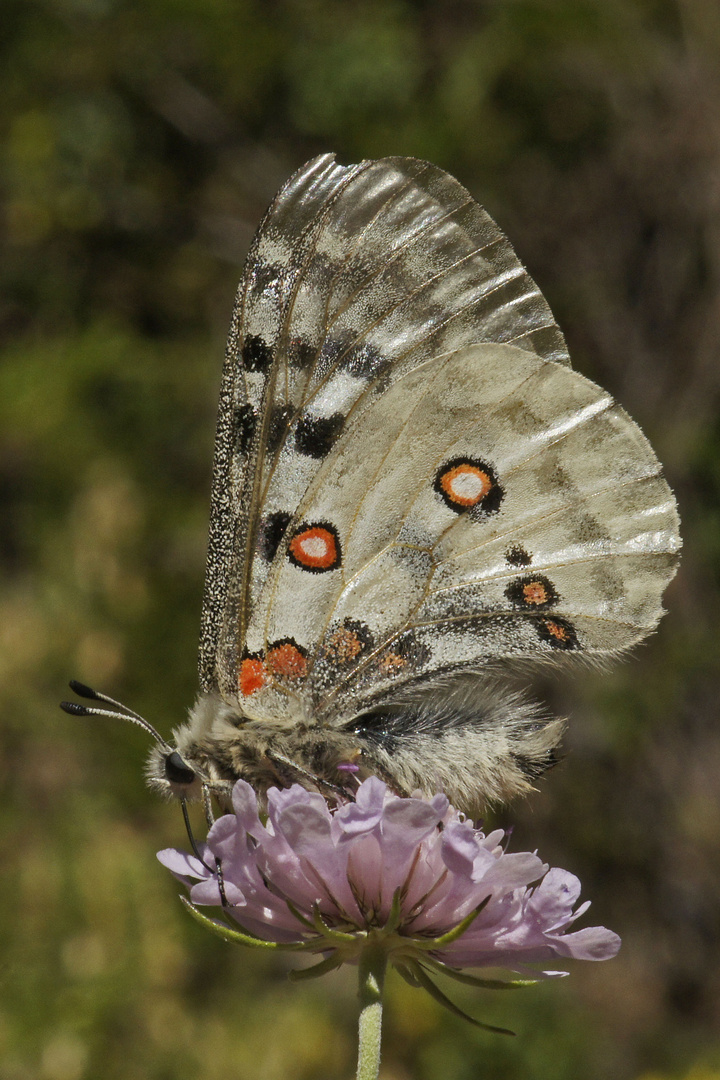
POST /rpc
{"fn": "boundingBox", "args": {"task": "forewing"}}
[199,154,569,696]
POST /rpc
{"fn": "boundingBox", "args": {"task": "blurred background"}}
[2,1,720,1077]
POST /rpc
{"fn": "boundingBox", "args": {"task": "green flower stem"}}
[356,941,388,1080]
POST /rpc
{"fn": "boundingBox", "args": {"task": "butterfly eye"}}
[164,751,196,786]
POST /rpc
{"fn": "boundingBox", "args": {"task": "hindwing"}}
[199,154,680,727]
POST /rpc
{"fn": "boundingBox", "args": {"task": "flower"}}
[158,777,619,1027]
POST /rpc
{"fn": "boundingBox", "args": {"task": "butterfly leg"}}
[265,749,355,803]
[201,783,217,828]
[200,782,232,909]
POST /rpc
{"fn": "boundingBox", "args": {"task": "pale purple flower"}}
[158,777,619,1022]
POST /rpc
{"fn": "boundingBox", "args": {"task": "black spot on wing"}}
[318,335,391,381]
[343,340,391,380]
[258,511,292,562]
[234,404,257,455]
[267,404,294,454]
[252,262,286,292]
[505,545,532,567]
[288,339,317,371]
[295,412,345,458]
[242,334,273,373]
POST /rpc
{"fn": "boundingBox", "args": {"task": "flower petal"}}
[550,925,622,961]
[157,847,211,883]
[334,776,387,836]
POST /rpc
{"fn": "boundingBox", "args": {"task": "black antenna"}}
[60,681,170,750]
[60,681,225,891]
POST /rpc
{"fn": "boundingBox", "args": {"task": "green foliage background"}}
[3,1,720,1077]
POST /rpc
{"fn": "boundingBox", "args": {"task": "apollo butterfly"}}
[63,155,680,817]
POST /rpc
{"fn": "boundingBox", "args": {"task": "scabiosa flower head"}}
[159,777,619,1029]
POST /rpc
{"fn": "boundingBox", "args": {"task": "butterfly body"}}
[140,154,680,817]
[148,680,564,814]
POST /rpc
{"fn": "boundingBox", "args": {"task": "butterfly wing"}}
[243,337,679,724]
[199,154,571,699]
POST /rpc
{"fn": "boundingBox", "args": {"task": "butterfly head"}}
[145,742,208,802]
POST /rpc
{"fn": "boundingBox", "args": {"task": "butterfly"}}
[63,154,681,818]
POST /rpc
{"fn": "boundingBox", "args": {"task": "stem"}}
[356,942,387,1080]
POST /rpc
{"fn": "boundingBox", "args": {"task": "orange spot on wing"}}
[266,641,308,680]
[523,581,550,605]
[379,652,406,675]
[239,657,267,696]
[439,462,492,507]
[288,524,340,571]
[326,627,363,663]
[538,617,579,650]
